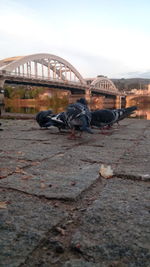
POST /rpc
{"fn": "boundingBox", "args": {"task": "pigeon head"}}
[76,98,88,106]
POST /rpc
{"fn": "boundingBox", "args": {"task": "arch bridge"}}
[0,53,87,94]
[88,76,120,98]
[0,53,121,97]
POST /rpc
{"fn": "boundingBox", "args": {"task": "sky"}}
[0,0,150,79]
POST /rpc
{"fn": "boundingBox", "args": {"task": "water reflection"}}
[126,95,150,120]
[2,94,150,120]
[4,96,68,114]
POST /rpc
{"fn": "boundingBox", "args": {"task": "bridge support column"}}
[85,88,91,103]
[115,95,121,109]
[0,78,5,90]
[116,95,126,109]
[0,78,5,104]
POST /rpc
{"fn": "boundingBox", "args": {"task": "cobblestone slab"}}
[71,178,150,266]
[0,164,99,200]
[63,259,101,267]
[0,140,71,161]
[0,189,67,267]
[67,140,133,165]
[0,118,150,266]
[0,119,65,142]
[0,158,32,178]
[115,139,150,181]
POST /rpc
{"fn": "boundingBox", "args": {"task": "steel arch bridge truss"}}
[0,53,86,85]
[90,77,118,93]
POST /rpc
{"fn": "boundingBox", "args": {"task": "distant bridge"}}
[0,53,121,98]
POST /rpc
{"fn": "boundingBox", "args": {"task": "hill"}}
[111,78,150,92]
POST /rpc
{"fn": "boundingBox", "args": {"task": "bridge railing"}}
[89,84,121,95]
[0,70,122,95]
[0,70,86,87]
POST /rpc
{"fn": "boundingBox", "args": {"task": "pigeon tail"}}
[114,106,137,122]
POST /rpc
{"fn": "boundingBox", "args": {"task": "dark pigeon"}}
[65,98,93,138]
[36,110,68,131]
[47,112,69,131]
[91,106,137,129]
[35,110,53,128]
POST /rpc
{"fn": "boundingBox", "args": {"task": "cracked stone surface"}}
[0,165,99,200]
[0,189,67,267]
[71,178,150,266]
[0,118,150,266]
[62,260,101,266]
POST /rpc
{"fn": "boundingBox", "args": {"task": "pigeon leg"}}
[0,122,3,131]
[68,128,77,139]
[76,131,83,138]
[99,127,112,135]
[68,128,83,139]
[58,128,67,134]
[104,125,112,130]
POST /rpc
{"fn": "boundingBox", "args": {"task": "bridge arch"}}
[90,76,118,93]
[0,53,86,85]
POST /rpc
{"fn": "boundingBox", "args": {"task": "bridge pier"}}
[116,95,126,109]
[0,79,5,104]
[0,78,5,90]
[85,88,91,103]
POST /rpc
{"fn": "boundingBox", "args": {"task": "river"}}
[1,94,150,120]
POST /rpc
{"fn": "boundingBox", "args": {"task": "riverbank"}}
[1,111,35,119]
[0,118,150,266]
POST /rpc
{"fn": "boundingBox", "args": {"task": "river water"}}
[2,94,150,120]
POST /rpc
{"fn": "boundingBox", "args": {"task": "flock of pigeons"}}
[36,98,137,139]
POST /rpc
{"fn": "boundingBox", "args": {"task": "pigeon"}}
[91,106,137,129]
[65,98,93,138]
[36,110,68,131]
[35,110,53,128]
[47,112,69,131]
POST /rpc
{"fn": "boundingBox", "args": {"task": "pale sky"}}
[0,0,150,78]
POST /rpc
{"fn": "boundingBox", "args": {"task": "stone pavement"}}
[0,118,150,267]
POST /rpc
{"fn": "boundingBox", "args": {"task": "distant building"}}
[130,86,150,95]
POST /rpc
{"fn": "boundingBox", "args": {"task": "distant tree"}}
[4,85,45,99]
